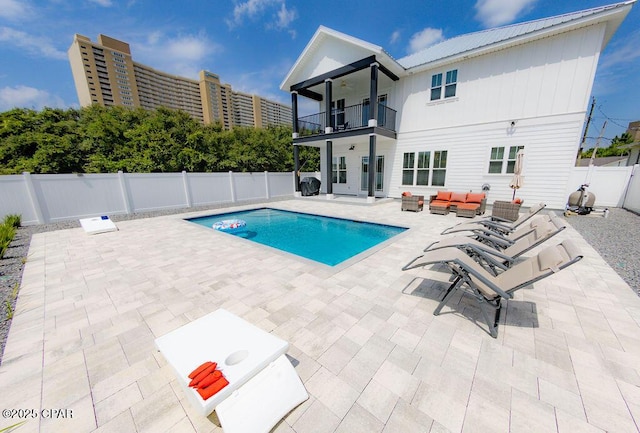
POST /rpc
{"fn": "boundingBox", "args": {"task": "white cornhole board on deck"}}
[154,309,308,432]
[79,215,118,234]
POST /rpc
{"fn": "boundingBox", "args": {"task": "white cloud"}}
[0,0,32,20]
[275,3,296,29]
[88,0,113,6]
[227,0,297,33]
[408,28,444,54]
[0,85,66,110]
[598,29,640,71]
[474,0,537,28]
[0,27,67,60]
[133,32,221,79]
[390,30,401,45]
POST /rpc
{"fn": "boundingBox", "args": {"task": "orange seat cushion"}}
[435,191,452,201]
[457,203,480,210]
[430,200,450,207]
[466,193,485,204]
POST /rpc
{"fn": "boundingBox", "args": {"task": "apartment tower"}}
[68,34,291,128]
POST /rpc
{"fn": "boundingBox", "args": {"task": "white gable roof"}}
[279,26,403,91]
[398,1,634,71]
[281,1,634,91]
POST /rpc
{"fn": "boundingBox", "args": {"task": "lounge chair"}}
[441,202,546,235]
[402,240,583,337]
[418,215,566,272]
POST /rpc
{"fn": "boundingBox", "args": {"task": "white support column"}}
[182,170,192,208]
[118,170,133,214]
[22,172,45,224]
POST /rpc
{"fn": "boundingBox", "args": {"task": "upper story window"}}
[430,69,458,101]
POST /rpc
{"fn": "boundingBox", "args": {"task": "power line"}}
[595,104,632,129]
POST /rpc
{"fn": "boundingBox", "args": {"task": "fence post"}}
[229,171,236,203]
[22,172,45,224]
[182,171,193,208]
[118,171,133,214]
[264,171,270,199]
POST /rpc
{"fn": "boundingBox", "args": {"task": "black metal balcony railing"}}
[297,103,397,137]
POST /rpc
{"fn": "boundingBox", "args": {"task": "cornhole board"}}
[155,309,308,433]
[79,215,118,234]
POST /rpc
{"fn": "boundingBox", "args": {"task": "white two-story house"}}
[280,1,634,209]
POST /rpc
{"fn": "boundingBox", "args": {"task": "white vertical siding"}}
[397,24,605,133]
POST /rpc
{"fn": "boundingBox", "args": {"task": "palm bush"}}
[3,214,21,228]
[0,223,17,259]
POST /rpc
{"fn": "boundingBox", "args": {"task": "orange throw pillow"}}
[466,193,485,204]
[197,377,230,400]
[450,192,467,203]
[402,191,412,197]
[435,191,451,201]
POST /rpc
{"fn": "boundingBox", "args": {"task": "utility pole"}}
[577,97,596,163]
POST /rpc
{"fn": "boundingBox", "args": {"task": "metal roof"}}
[397,1,634,69]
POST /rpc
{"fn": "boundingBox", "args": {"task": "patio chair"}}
[403,240,583,337]
[441,202,546,235]
[417,216,566,274]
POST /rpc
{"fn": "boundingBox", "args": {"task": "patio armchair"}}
[491,200,522,222]
[403,240,583,337]
[401,192,424,212]
[441,202,546,235]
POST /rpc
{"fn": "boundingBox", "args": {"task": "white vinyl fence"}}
[622,164,640,214]
[564,164,639,213]
[0,171,310,225]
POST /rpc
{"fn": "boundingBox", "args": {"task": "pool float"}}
[212,219,246,231]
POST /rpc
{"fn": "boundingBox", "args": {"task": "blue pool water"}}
[187,208,407,266]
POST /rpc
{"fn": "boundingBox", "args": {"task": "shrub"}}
[0,223,17,259]
[3,214,21,228]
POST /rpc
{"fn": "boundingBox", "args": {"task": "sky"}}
[0,0,638,146]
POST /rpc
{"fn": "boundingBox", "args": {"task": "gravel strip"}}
[562,207,640,295]
[1,201,638,364]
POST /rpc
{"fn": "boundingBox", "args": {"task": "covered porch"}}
[288,55,401,201]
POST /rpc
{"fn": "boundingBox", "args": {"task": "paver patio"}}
[1,199,639,433]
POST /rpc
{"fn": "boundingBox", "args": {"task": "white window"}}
[488,145,524,174]
[402,150,447,186]
[431,69,458,101]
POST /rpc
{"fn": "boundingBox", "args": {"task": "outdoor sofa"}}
[428,191,487,217]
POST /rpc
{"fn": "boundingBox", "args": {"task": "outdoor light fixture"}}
[349,145,355,150]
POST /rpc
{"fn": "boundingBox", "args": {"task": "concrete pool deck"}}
[1,199,639,432]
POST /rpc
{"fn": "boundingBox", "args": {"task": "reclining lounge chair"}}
[416,215,567,273]
[402,240,583,337]
[441,202,546,235]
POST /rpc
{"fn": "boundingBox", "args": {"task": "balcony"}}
[297,102,397,137]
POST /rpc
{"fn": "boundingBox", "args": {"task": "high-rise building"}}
[68,34,292,129]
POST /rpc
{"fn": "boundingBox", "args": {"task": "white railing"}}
[0,171,319,225]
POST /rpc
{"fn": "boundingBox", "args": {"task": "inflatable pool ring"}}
[212,219,246,231]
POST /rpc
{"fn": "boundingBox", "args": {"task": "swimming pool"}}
[187,208,407,266]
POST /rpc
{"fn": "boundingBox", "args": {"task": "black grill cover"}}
[300,177,321,196]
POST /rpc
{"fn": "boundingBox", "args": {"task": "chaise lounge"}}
[403,240,583,337]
